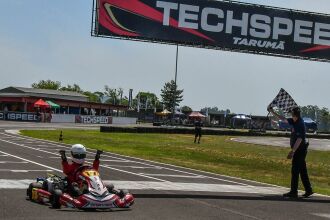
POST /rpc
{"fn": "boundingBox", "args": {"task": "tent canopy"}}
[156,109,171,116]
[232,114,251,120]
[188,111,206,118]
[175,110,185,115]
[46,100,60,108]
[161,109,171,114]
[34,99,50,108]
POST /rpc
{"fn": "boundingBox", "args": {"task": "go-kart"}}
[26,165,134,209]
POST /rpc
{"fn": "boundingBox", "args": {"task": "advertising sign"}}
[6,112,38,122]
[75,115,113,124]
[93,0,330,62]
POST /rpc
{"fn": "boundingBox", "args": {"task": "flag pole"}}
[172,44,179,124]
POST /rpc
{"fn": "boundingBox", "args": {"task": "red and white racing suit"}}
[61,159,100,184]
[60,158,134,208]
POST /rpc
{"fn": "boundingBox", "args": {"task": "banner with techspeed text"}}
[93,0,330,62]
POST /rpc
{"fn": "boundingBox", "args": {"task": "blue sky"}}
[0,0,329,115]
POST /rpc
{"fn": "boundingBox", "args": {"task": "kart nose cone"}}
[124,194,134,206]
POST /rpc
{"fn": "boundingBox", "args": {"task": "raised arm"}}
[93,150,103,171]
[268,107,288,123]
[59,150,71,175]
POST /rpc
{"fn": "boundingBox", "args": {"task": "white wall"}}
[112,117,137,125]
[51,114,75,123]
[51,114,137,124]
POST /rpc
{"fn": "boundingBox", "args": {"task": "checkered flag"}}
[268,88,298,113]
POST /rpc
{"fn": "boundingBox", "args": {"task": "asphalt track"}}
[0,123,329,219]
[232,137,330,151]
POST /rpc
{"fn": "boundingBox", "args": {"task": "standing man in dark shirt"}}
[268,107,313,198]
[194,119,203,144]
[36,108,41,122]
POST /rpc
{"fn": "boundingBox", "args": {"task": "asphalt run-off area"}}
[0,122,329,220]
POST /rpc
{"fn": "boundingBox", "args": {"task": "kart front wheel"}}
[105,183,114,192]
[50,189,62,209]
[117,189,130,198]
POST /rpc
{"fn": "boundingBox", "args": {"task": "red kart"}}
[27,165,134,209]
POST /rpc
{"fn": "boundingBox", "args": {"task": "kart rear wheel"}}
[27,182,42,200]
[50,189,62,209]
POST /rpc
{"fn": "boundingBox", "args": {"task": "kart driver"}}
[59,144,103,192]
[59,145,134,207]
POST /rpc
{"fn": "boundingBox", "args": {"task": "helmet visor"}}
[72,153,86,159]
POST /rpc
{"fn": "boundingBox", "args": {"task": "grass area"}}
[20,129,330,195]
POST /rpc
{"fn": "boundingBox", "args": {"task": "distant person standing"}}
[268,107,313,198]
[3,105,8,120]
[194,119,203,144]
[36,108,41,122]
[46,110,52,123]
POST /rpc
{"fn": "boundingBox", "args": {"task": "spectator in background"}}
[41,112,45,122]
[36,108,41,122]
[3,105,8,120]
[91,108,96,116]
[194,119,203,144]
[46,109,52,122]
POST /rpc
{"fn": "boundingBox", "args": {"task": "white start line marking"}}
[0,179,286,195]
[311,213,330,219]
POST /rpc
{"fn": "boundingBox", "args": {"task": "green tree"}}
[200,107,231,114]
[31,80,61,90]
[83,91,103,103]
[181,105,192,113]
[118,88,124,105]
[60,84,83,93]
[160,80,183,112]
[104,86,120,105]
[135,91,160,110]
[120,96,129,106]
[300,105,319,120]
[300,105,330,132]
[318,107,330,131]
[93,91,105,103]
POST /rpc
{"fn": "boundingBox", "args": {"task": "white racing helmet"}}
[71,144,86,164]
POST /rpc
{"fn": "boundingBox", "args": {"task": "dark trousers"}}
[291,147,312,193]
[194,128,201,143]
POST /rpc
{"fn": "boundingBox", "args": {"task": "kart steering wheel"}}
[73,165,93,181]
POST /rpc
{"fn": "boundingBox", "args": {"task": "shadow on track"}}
[26,197,132,212]
[134,193,330,204]
[55,208,132,212]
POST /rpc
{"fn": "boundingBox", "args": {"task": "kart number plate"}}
[32,188,38,200]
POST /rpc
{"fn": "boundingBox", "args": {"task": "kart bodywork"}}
[27,165,134,209]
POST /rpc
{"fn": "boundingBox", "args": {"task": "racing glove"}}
[95,150,103,160]
[59,150,67,161]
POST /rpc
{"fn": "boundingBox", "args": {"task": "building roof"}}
[0,87,88,102]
